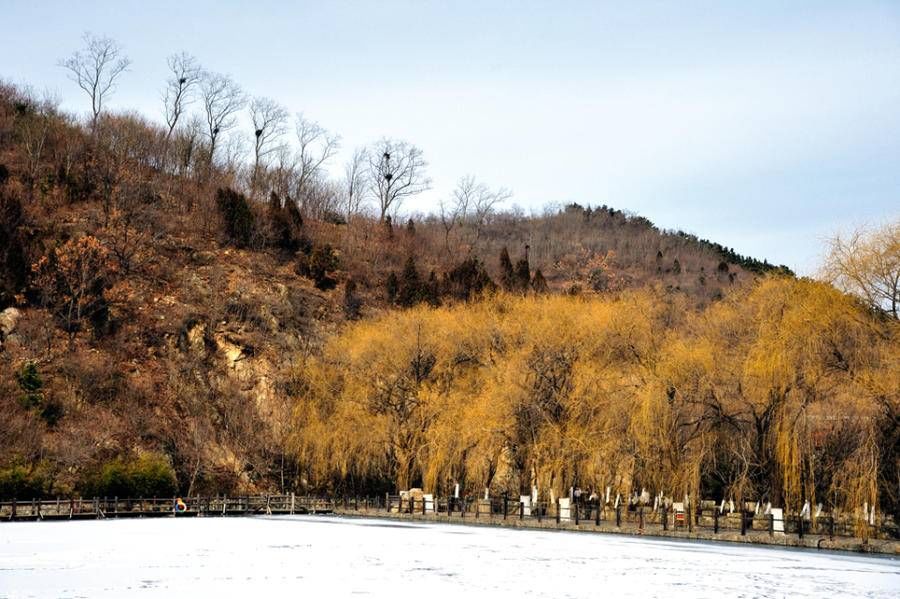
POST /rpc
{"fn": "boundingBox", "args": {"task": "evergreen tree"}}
[343,278,362,320]
[425,270,440,306]
[514,248,531,292]
[383,215,394,240]
[16,361,43,409]
[215,187,255,248]
[445,257,495,300]
[385,271,399,303]
[297,244,338,290]
[531,269,548,294]
[499,247,515,291]
[406,218,416,235]
[398,256,422,307]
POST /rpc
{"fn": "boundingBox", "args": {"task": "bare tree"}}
[454,175,511,246]
[18,88,61,192]
[249,97,289,195]
[367,138,431,221]
[822,220,900,319]
[343,147,368,223]
[162,53,202,148]
[59,32,131,129]
[199,72,246,165]
[294,113,340,207]
[438,177,475,256]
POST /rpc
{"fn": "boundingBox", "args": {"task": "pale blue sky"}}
[1,1,898,273]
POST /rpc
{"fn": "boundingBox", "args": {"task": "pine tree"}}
[425,270,440,306]
[16,361,43,409]
[445,257,495,300]
[385,271,399,303]
[398,256,422,307]
[343,278,362,320]
[499,247,515,291]
[531,269,548,294]
[514,247,531,292]
[215,187,255,248]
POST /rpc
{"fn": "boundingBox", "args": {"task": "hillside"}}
[6,77,894,522]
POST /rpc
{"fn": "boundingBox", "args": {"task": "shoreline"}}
[329,506,900,557]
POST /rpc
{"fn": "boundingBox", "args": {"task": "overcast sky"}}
[1,0,898,273]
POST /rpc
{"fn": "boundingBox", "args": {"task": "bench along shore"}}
[2,493,897,556]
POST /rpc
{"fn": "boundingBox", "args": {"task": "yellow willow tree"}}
[288,281,897,523]
[667,277,895,528]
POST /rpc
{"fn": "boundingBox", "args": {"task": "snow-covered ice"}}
[0,515,897,598]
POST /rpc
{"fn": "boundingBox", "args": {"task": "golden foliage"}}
[291,277,898,520]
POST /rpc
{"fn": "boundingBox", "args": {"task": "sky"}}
[1,1,898,273]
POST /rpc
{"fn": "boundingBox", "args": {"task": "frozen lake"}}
[0,515,897,598]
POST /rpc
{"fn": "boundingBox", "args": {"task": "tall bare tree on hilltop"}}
[162,53,202,152]
[199,72,246,166]
[343,147,368,223]
[59,33,131,130]
[250,97,289,196]
[294,113,340,209]
[368,138,431,222]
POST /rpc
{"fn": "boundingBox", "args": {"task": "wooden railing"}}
[0,494,333,521]
[2,493,895,543]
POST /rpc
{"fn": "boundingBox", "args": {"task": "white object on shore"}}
[454,483,459,499]
[605,486,610,504]
[558,498,571,522]
[520,495,532,516]
[484,488,490,501]
[770,508,784,534]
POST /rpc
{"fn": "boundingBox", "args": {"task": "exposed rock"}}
[0,307,22,340]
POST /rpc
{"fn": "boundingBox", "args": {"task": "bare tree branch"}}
[367,138,431,221]
[163,52,202,143]
[294,113,340,209]
[249,97,289,196]
[343,147,368,223]
[199,71,246,165]
[59,32,131,129]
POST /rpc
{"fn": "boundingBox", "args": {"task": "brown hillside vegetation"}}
[0,74,896,528]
